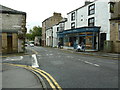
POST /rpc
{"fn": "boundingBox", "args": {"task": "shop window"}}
[88,17,95,26]
[71,12,75,21]
[71,22,75,29]
[88,4,95,15]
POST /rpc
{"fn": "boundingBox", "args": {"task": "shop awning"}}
[57,26,100,37]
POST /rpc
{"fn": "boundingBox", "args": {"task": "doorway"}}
[7,35,12,53]
[0,36,1,53]
[100,33,106,50]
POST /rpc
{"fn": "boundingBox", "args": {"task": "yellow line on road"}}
[3,63,62,90]
[33,67,62,90]
[27,66,56,90]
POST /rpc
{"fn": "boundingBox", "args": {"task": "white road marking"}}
[4,56,23,61]
[94,64,100,67]
[81,60,100,67]
[32,54,39,67]
[84,61,93,64]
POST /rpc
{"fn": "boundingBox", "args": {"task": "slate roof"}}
[0,4,26,15]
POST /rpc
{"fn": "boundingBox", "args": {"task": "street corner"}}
[2,63,43,88]
[2,63,62,89]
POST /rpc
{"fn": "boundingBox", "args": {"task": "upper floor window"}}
[59,23,64,31]
[88,4,95,15]
[71,22,75,29]
[71,12,75,21]
[109,2,115,13]
[119,24,120,40]
[88,17,95,26]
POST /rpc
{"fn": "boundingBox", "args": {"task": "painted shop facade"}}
[43,0,120,53]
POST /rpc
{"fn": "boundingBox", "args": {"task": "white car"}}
[25,43,28,47]
[29,43,34,47]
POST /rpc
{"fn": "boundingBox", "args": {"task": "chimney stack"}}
[85,0,92,5]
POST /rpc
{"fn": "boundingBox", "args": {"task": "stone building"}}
[42,12,63,46]
[0,5,27,53]
[110,1,120,53]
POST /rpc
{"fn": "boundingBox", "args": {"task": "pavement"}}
[2,64,43,88]
[61,48,120,60]
[1,47,44,89]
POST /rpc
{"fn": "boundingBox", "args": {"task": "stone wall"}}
[0,13,26,53]
[2,33,7,53]
[42,12,63,46]
[110,1,120,53]
[110,21,120,53]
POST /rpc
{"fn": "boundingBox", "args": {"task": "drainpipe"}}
[76,10,77,28]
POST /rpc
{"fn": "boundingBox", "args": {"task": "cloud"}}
[0,0,86,30]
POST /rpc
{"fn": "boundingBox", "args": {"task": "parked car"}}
[29,43,34,47]
[25,43,28,47]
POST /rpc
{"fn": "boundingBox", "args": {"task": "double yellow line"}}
[3,63,62,90]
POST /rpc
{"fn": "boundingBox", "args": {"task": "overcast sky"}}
[0,0,95,31]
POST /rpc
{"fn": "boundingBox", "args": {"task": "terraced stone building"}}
[0,5,27,53]
[110,1,120,53]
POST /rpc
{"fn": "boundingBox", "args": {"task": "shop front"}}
[57,26,100,50]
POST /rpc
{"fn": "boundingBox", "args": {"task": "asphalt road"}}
[32,46,118,88]
[2,46,118,89]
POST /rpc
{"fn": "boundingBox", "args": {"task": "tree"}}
[26,26,42,41]
[32,26,42,37]
[26,33,33,40]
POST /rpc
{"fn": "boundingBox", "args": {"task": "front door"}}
[7,36,12,53]
[100,33,106,50]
